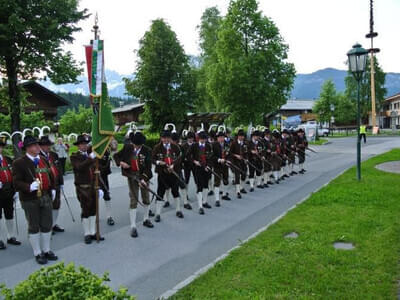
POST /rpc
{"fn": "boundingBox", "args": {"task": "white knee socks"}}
[156,201,163,216]
[197,192,203,209]
[41,232,52,253]
[29,233,41,256]
[104,201,112,218]
[129,209,137,228]
[52,210,59,226]
[202,189,208,204]
[5,219,15,239]
[82,218,90,236]
[174,197,181,212]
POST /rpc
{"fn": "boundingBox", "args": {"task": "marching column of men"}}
[3,126,310,263]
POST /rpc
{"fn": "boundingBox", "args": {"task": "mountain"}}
[39,69,133,98]
[40,68,400,100]
[291,68,400,99]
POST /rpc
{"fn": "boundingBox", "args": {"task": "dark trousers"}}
[360,133,366,143]
[21,194,53,234]
[52,187,61,210]
[157,172,179,200]
[59,157,67,175]
[183,163,195,185]
[214,165,229,187]
[248,159,262,178]
[0,189,14,219]
[232,161,247,185]
[194,166,211,192]
[101,173,111,200]
[76,185,96,218]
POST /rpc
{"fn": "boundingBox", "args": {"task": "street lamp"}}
[347,43,368,181]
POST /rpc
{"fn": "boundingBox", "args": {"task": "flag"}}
[85,40,115,158]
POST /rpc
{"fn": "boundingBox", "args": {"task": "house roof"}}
[280,99,316,111]
[21,81,69,106]
[112,103,144,114]
[384,92,400,102]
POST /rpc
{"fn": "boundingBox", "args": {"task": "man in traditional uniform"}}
[114,132,154,238]
[99,148,115,226]
[181,131,196,210]
[296,128,308,173]
[207,131,216,196]
[188,131,213,213]
[261,129,273,187]
[280,129,290,180]
[270,130,282,184]
[0,136,20,250]
[247,131,264,191]
[152,130,183,222]
[70,135,105,244]
[38,136,65,234]
[12,136,57,264]
[287,129,298,176]
[229,130,248,198]
[211,131,231,205]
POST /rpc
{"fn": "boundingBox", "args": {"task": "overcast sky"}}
[65,0,400,75]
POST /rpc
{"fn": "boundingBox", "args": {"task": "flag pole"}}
[93,13,101,243]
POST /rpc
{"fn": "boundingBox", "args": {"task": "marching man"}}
[114,132,154,238]
[38,136,65,234]
[229,130,248,198]
[12,136,57,264]
[70,135,105,244]
[0,136,20,250]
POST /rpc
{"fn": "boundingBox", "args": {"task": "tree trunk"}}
[5,58,22,157]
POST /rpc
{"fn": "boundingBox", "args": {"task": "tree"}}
[207,0,295,124]
[124,19,193,132]
[0,0,88,149]
[194,7,222,111]
[344,56,386,122]
[334,93,356,125]
[313,80,338,124]
[59,105,92,135]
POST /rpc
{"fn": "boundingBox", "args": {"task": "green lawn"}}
[309,138,328,145]
[171,149,400,299]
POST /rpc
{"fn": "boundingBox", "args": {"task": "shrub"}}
[0,262,134,300]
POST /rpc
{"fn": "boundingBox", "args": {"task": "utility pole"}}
[366,0,380,132]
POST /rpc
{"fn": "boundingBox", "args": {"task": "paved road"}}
[1,136,399,299]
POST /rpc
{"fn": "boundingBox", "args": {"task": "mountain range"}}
[40,68,400,101]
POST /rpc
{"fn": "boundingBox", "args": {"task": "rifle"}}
[297,148,311,157]
[306,147,317,153]
[131,175,164,202]
[226,160,246,176]
[168,168,188,188]
[244,159,263,174]
[61,188,76,223]
[14,196,18,235]
[204,165,223,182]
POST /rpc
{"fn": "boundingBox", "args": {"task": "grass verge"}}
[309,138,328,145]
[171,149,400,299]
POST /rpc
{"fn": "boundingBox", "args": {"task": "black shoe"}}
[240,188,247,194]
[163,201,170,208]
[130,228,138,238]
[275,180,280,184]
[280,176,285,181]
[184,203,192,210]
[283,174,289,178]
[176,211,184,218]
[143,219,154,228]
[52,225,65,233]
[199,208,205,215]
[268,181,274,185]
[149,210,155,217]
[263,183,269,188]
[155,215,161,223]
[222,194,231,201]
[257,185,264,189]
[203,203,212,209]
[107,217,115,226]
[91,234,105,241]
[44,251,58,261]
[0,240,6,250]
[84,235,92,244]
[219,191,223,195]
[246,180,250,184]
[302,169,306,172]
[208,190,214,196]
[292,171,298,175]
[35,253,47,265]
[237,193,242,199]
[215,201,220,207]
[7,237,21,246]
[250,188,254,192]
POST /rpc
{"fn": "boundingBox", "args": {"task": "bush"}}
[0,262,134,300]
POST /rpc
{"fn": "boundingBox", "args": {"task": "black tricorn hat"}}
[132,132,146,145]
[74,134,91,146]
[264,128,270,134]
[160,130,171,138]
[0,136,7,147]
[297,128,304,133]
[216,131,225,137]
[282,129,289,135]
[38,135,54,146]
[187,131,195,139]
[23,135,39,150]
[198,131,208,140]
[251,130,260,137]
[171,132,179,142]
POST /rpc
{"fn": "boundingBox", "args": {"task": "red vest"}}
[0,157,12,184]
[131,148,140,172]
[164,147,173,165]
[35,158,51,191]
[199,145,207,164]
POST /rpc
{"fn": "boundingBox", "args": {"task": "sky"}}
[65,0,400,75]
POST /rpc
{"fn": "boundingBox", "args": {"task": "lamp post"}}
[347,43,368,181]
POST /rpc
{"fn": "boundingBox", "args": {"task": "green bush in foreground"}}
[0,263,134,300]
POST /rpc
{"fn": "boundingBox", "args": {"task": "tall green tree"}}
[0,0,88,149]
[59,105,92,135]
[344,56,386,122]
[124,19,193,132]
[194,7,222,111]
[334,93,356,125]
[313,80,338,124]
[207,0,295,124]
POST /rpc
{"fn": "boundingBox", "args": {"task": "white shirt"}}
[26,153,40,162]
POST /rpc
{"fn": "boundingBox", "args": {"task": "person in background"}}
[53,138,68,175]
[360,124,367,144]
